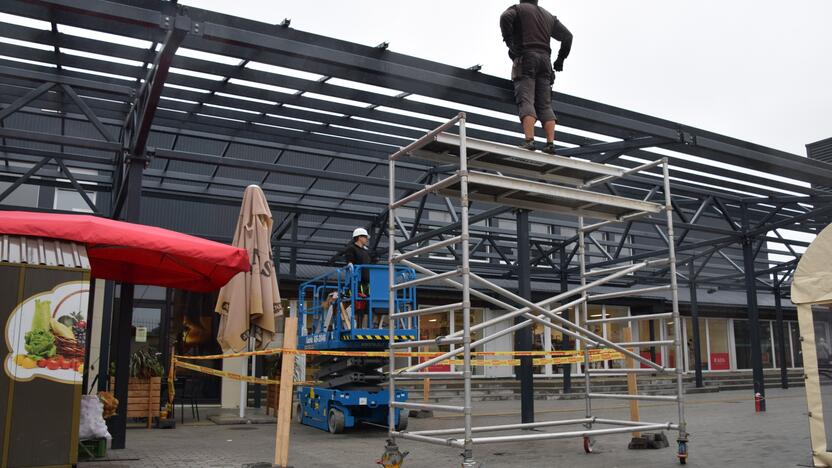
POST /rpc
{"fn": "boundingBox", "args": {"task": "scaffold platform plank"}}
[411,133,625,186]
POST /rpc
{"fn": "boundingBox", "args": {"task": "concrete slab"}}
[83,388,815,468]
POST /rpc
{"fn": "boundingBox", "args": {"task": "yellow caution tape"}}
[174,348,609,361]
[173,348,627,387]
[173,359,317,386]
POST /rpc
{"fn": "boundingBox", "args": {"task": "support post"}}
[623,327,640,438]
[688,261,704,388]
[741,204,766,411]
[97,281,114,392]
[559,245,571,394]
[774,287,788,389]
[515,209,534,424]
[109,150,145,449]
[274,317,298,467]
[109,21,186,448]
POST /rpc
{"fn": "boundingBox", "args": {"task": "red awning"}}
[0,211,249,292]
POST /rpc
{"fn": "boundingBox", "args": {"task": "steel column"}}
[515,209,534,424]
[688,261,703,388]
[741,204,766,411]
[109,153,145,449]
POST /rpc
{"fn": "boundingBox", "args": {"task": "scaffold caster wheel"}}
[583,436,593,454]
[677,439,688,465]
[377,438,408,468]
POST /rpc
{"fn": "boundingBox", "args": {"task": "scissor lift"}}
[295,265,418,433]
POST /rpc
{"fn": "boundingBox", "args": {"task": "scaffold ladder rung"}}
[392,235,463,262]
[391,301,463,319]
[394,372,464,379]
[585,312,673,324]
[588,393,679,402]
[588,368,677,374]
[390,336,462,348]
[392,401,465,413]
[392,268,461,290]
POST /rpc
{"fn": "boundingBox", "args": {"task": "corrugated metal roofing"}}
[807,137,832,191]
[808,137,832,163]
[0,235,90,269]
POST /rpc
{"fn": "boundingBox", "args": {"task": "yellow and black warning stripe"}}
[342,334,417,341]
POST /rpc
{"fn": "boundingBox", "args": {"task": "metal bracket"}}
[160,15,173,30]
[125,149,154,169]
[191,21,203,36]
[677,130,696,146]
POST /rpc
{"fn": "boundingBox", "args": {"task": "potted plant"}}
[110,349,164,428]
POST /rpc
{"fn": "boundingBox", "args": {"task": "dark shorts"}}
[511,50,557,123]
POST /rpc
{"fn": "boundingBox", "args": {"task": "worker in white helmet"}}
[344,227,373,327]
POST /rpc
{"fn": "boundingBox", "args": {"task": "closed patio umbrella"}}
[215,185,283,417]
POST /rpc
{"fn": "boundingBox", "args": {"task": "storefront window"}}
[790,321,803,368]
[733,319,774,370]
[132,307,163,354]
[733,320,751,369]
[604,306,628,369]
[453,308,484,376]
[761,322,774,368]
[531,322,546,374]
[171,289,223,403]
[637,317,661,367]
[708,319,731,370]
[772,320,792,368]
[550,307,577,375]
[665,319,676,368]
[683,318,707,372]
[419,312,450,372]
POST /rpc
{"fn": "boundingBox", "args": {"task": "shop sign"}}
[710,352,730,370]
[4,281,89,384]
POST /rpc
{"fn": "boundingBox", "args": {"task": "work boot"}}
[542,142,557,155]
[518,139,536,151]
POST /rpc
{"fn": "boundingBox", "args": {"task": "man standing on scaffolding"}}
[500,0,573,154]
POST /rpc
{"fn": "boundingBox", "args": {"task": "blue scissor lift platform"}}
[295,265,418,433]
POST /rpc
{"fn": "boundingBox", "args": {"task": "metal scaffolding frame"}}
[387,114,687,466]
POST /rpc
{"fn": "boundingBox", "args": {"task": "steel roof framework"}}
[0,0,827,450]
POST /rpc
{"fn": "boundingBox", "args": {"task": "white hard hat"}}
[352,227,369,238]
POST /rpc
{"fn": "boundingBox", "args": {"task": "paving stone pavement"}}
[81,388,815,468]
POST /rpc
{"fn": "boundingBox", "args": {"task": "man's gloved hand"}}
[347,262,354,272]
[553,58,565,72]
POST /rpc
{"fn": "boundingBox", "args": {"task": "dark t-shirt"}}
[500,2,573,62]
[344,242,372,286]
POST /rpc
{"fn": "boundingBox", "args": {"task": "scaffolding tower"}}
[386,113,687,466]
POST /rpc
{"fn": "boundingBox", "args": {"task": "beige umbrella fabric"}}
[215,185,283,353]
[792,223,832,467]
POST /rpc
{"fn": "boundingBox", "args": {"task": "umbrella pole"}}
[239,327,252,418]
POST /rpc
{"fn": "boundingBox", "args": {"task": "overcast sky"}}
[181,0,831,156]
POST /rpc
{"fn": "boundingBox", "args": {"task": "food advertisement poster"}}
[4,281,89,385]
